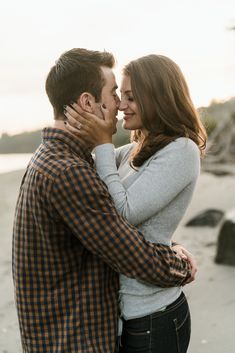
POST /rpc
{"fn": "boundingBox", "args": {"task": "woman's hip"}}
[119,292,191,353]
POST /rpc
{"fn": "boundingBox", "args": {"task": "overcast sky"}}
[0,0,234,135]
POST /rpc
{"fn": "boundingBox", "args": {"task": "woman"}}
[64,54,207,353]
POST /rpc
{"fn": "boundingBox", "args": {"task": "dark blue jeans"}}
[119,292,191,353]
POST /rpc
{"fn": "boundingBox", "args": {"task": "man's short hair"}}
[45,48,115,119]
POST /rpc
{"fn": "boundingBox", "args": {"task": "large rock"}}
[185,209,224,227]
[215,209,235,266]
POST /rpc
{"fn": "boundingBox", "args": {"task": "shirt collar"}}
[42,127,94,165]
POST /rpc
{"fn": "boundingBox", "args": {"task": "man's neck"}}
[53,120,67,131]
[53,119,93,152]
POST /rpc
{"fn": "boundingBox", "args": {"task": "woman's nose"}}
[118,99,127,111]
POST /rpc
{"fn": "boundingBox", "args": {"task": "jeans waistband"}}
[123,292,186,323]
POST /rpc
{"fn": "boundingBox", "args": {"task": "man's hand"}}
[172,244,198,284]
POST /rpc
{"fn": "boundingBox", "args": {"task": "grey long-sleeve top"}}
[94,137,200,319]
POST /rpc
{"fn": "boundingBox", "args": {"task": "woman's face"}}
[119,75,148,135]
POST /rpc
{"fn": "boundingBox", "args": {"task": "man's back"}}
[13,128,119,352]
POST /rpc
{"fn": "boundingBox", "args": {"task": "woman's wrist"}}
[94,143,114,152]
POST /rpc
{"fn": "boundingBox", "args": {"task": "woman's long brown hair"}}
[123,55,207,167]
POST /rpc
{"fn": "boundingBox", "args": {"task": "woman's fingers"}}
[64,106,87,125]
[69,102,100,123]
[65,113,84,130]
[64,103,113,146]
[64,122,92,142]
[64,104,104,132]
[65,104,83,119]
[64,122,81,137]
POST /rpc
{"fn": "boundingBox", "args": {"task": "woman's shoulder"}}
[149,138,200,172]
[159,137,199,157]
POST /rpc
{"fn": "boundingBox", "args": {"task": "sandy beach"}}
[0,169,235,353]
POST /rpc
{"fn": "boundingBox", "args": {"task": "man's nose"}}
[115,95,121,108]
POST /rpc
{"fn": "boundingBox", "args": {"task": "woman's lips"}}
[123,114,134,120]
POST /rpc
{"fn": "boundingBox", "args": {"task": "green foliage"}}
[112,119,130,147]
[1,98,235,153]
[198,98,235,136]
[0,130,41,153]
[0,120,130,154]
[231,112,235,123]
[200,97,235,122]
[200,114,218,136]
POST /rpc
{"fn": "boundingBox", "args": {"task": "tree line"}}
[1,98,235,154]
[0,120,130,154]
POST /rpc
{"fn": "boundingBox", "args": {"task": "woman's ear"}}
[78,92,96,112]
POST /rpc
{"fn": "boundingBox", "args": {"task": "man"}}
[12,48,193,353]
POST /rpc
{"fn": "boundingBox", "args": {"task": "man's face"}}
[94,66,120,134]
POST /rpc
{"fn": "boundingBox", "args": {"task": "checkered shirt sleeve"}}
[50,163,191,286]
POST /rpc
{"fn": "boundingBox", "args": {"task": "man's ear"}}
[78,92,96,113]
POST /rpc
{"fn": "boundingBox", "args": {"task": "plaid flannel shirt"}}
[12,128,191,353]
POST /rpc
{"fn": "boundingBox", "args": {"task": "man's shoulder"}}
[29,144,91,182]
